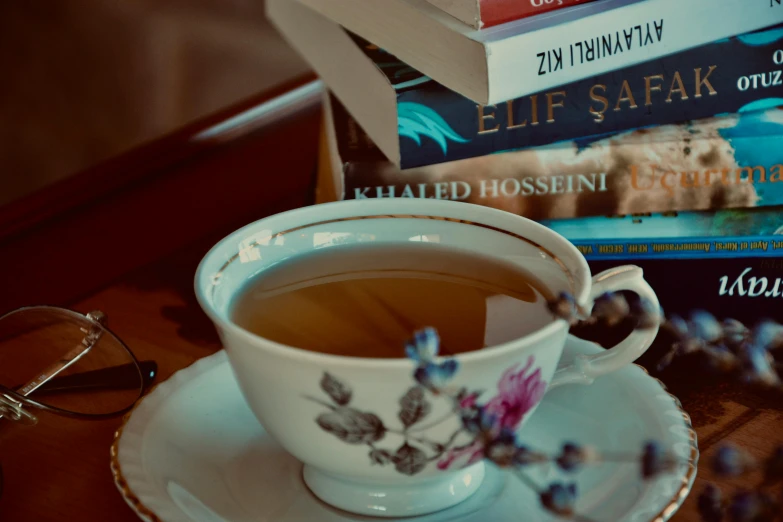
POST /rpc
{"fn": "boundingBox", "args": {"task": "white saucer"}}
[111,336,698,522]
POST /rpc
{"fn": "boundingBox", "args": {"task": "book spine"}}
[486,0,783,104]
[540,205,783,259]
[541,206,783,241]
[335,100,783,221]
[569,235,783,260]
[384,25,783,168]
[480,0,598,28]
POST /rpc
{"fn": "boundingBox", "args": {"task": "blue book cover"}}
[338,101,783,221]
[336,25,783,169]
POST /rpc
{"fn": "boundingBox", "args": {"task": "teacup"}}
[195,198,659,518]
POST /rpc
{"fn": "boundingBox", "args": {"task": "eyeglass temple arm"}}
[15,311,106,398]
[30,360,157,394]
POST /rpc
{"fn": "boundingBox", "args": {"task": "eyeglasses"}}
[0,306,156,497]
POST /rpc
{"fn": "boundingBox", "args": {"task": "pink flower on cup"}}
[437,356,546,471]
[488,356,547,429]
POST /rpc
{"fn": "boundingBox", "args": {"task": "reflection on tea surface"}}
[231,242,554,358]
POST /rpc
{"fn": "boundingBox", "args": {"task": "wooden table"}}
[0,76,780,522]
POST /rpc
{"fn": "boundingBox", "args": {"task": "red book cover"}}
[480,0,597,27]
[426,0,599,29]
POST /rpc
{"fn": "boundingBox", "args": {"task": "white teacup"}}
[195,199,659,518]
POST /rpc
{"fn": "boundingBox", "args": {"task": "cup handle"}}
[549,265,660,389]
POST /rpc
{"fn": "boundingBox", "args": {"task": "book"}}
[543,206,783,332]
[273,0,783,105]
[326,93,783,221]
[584,256,783,321]
[425,0,598,29]
[336,26,783,168]
[540,206,783,260]
[568,207,783,336]
[574,254,783,371]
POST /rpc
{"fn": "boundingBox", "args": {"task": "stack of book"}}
[268,0,783,324]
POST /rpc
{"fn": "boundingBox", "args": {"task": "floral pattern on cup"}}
[305,355,546,476]
[437,358,546,470]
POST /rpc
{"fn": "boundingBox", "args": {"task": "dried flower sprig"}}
[658,312,783,390]
[404,319,679,521]
[546,290,783,522]
[553,289,783,392]
[405,289,783,520]
[696,443,783,522]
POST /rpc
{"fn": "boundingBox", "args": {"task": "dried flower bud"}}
[548,292,579,324]
[738,345,781,388]
[752,320,783,352]
[641,441,677,479]
[484,428,518,467]
[712,445,756,477]
[728,491,765,522]
[540,482,577,517]
[663,315,704,356]
[666,315,689,339]
[591,292,630,326]
[461,406,496,437]
[722,318,749,347]
[689,311,723,344]
[630,298,663,330]
[702,345,739,374]
[555,442,599,472]
[405,327,440,363]
[413,359,459,393]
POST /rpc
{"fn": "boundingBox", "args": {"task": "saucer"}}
[111,336,698,522]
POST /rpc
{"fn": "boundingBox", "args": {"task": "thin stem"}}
[594,451,685,466]
[302,395,336,410]
[387,429,435,447]
[441,428,465,449]
[407,411,456,433]
[512,467,542,494]
[405,428,463,450]
[593,452,647,462]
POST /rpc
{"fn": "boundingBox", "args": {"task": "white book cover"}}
[294,0,783,105]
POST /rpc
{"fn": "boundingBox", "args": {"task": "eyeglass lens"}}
[0,307,143,416]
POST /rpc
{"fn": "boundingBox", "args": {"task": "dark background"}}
[0,0,308,207]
